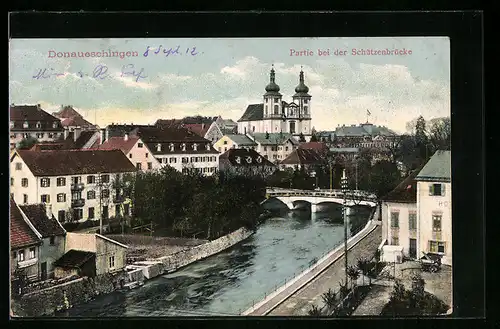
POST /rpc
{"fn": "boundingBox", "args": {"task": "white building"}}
[9,104,65,150]
[415,150,452,266]
[247,132,299,163]
[381,150,452,266]
[237,67,313,141]
[213,134,258,153]
[96,134,161,172]
[10,149,137,223]
[132,126,220,176]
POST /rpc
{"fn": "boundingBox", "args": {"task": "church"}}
[237,66,313,142]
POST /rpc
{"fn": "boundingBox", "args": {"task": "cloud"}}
[220,56,262,79]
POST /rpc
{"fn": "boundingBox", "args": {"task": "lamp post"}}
[354,156,359,192]
[341,169,349,286]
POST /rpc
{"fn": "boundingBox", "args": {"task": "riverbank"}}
[243,207,380,316]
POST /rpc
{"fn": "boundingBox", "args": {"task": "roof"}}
[222,119,237,127]
[53,250,96,269]
[184,123,210,137]
[219,148,275,167]
[15,149,137,176]
[10,105,63,131]
[134,126,209,143]
[381,165,424,203]
[250,133,296,145]
[97,136,140,153]
[225,134,257,146]
[415,150,451,182]
[52,106,81,119]
[60,116,95,128]
[155,119,183,128]
[298,142,328,152]
[60,131,99,150]
[330,147,360,153]
[238,104,264,122]
[105,124,153,140]
[18,204,66,238]
[334,123,397,137]
[10,199,42,249]
[280,149,326,165]
[96,234,129,249]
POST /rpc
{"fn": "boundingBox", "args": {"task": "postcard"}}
[9,37,451,317]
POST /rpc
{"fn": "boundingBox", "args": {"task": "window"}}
[391,237,399,246]
[101,189,110,198]
[18,250,25,262]
[49,236,55,245]
[29,247,36,259]
[264,146,267,151]
[304,99,308,104]
[109,255,115,268]
[10,178,14,186]
[57,193,66,202]
[36,121,41,128]
[129,153,132,158]
[390,212,399,228]
[52,122,58,128]
[40,178,50,187]
[88,207,95,219]
[138,143,143,148]
[41,194,50,203]
[156,144,162,152]
[274,98,279,102]
[136,163,142,170]
[87,176,95,184]
[274,105,279,115]
[72,176,81,185]
[223,140,228,145]
[87,190,96,199]
[409,212,417,230]
[145,153,149,158]
[58,210,66,222]
[432,214,442,232]
[147,162,153,170]
[101,175,110,183]
[23,121,29,129]
[429,241,446,253]
[285,147,289,151]
[23,194,28,204]
[304,106,308,115]
[57,177,66,186]
[182,144,186,151]
[429,183,445,196]
[15,163,22,170]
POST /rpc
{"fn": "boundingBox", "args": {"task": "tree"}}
[17,136,38,150]
[356,257,371,285]
[298,133,306,142]
[310,133,319,142]
[389,280,407,303]
[428,117,451,151]
[308,304,322,316]
[347,265,360,290]
[370,160,401,197]
[338,280,349,300]
[321,288,337,312]
[409,273,426,308]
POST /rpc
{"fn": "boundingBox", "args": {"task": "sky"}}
[9,37,450,134]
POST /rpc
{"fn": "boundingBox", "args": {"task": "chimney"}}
[124,133,129,141]
[37,104,41,110]
[74,128,82,142]
[45,203,52,219]
[105,128,109,142]
[99,129,105,145]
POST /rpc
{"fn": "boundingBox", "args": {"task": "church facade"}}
[237,67,313,142]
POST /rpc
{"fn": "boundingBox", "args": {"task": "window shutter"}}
[442,184,446,196]
[429,184,434,196]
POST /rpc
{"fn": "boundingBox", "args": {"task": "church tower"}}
[263,65,284,134]
[292,68,312,138]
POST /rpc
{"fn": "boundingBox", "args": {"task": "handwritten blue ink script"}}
[143,45,200,57]
[33,64,147,82]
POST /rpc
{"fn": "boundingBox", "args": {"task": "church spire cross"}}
[270,65,276,83]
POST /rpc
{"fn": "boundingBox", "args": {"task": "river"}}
[56,205,372,317]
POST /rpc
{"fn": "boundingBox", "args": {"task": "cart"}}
[419,252,442,273]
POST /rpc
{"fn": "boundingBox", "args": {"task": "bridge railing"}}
[265,188,377,201]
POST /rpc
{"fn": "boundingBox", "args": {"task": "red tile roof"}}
[281,149,326,165]
[298,142,328,153]
[381,165,424,203]
[15,149,137,176]
[10,105,63,131]
[96,136,140,154]
[60,116,94,128]
[10,199,42,249]
[19,204,66,238]
[183,124,209,137]
[52,106,81,119]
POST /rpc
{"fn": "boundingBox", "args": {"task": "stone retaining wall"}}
[11,271,128,317]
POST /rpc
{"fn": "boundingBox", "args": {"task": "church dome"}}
[265,66,280,93]
[294,70,309,94]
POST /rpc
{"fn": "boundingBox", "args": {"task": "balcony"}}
[71,182,85,191]
[71,199,85,208]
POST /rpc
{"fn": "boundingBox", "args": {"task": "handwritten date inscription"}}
[33,64,147,82]
[143,45,200,57]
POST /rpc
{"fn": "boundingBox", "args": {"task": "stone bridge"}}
[263,187,378,213]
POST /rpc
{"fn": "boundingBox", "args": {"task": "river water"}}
[57,205,371,317]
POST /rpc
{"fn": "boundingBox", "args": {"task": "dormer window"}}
[206,144,210,151]
[10,121,14,129]
[246,156,252,164]
[256,156,262,164]
[52,121,58,128]
[23,121,29,129]
[193,143,198,151]
[181,143,186,151]
[169,143,174,152]
[36,121,41,129]
[235,156,241,164]
[156,143,162,152]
